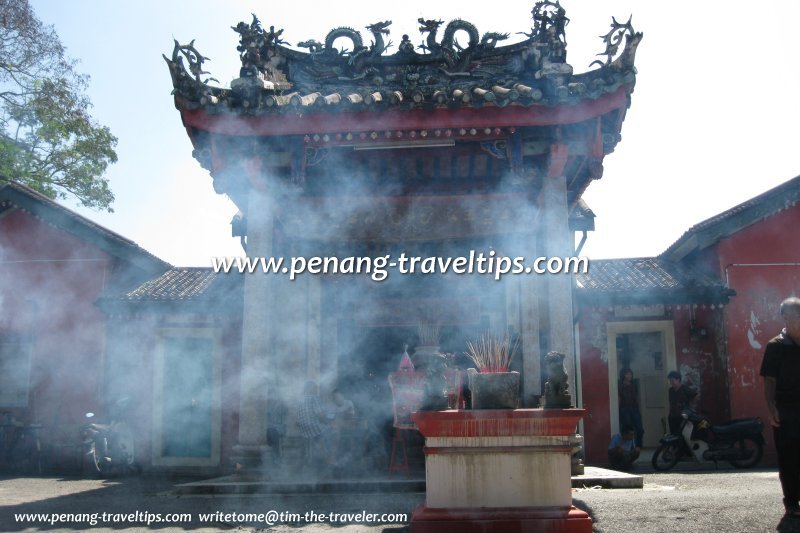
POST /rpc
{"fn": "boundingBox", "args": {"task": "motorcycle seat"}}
[712,418,762,435]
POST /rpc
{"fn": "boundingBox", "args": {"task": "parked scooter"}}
[652,408,764,471]
[80,398,139,476]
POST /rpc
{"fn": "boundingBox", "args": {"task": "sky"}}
[27,0,800,267]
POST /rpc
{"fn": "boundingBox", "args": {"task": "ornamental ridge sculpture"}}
[165,0,642,112]
[591,16,639,69]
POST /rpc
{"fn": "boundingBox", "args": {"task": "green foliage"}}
[0,0,117,211]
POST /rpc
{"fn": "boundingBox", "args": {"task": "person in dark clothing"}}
[761,296,800,519]
[667,370,698,435]
[618,368,644,448]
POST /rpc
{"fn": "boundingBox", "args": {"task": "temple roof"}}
[166,2,641,121]
[165,2,642,235]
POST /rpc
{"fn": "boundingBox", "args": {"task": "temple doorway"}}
[606,321,677,448]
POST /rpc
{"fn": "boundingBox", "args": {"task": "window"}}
[0,336,32,407]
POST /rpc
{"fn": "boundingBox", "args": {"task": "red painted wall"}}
[0,209,113,464]
[576,307,612,465]
[577,305,725,465]
[711,206,800,459]
[671,305,729,423]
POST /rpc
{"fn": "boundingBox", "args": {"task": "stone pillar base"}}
[410,505,592,533]
[570,433,585,475]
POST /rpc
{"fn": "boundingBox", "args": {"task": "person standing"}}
[667,370,698,435]
[296,381,334,465]
[760,296,800,519]
[618,368,644,447]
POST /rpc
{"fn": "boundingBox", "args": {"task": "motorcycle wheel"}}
[728,437,763,468]
[652,441,682,471]
[87,439,109,475]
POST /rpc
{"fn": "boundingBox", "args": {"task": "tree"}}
[0,0,117,211]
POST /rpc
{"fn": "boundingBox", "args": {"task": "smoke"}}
[234,107,611,477]
[0,192,172,472]
[0,124,596,484]
[231,129,574,479]
[0,0,602,484]
[197,130,519,478]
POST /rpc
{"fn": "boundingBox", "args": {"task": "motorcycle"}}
[80,399,139,476]
[652,408,765,471]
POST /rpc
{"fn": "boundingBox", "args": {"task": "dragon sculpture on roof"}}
[165,2,641,110]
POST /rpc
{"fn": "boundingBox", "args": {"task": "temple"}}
[152,1,641,469]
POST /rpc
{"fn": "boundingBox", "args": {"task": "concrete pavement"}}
[1,467,798,532]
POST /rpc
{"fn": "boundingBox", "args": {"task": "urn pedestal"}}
[410,409,591,533]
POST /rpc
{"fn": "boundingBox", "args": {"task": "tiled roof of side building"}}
[576,257,733,304]
[120,268,228,301]
[662,175,800,261]
[0,180,170,273]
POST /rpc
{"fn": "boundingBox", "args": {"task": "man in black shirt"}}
[667,370,698,435]
[761,296,800,519]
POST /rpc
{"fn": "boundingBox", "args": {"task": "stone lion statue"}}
[543,351,572,408]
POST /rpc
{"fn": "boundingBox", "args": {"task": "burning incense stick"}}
[465,332,518,373]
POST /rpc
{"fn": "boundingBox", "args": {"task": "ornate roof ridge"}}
[166,1,642,115]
